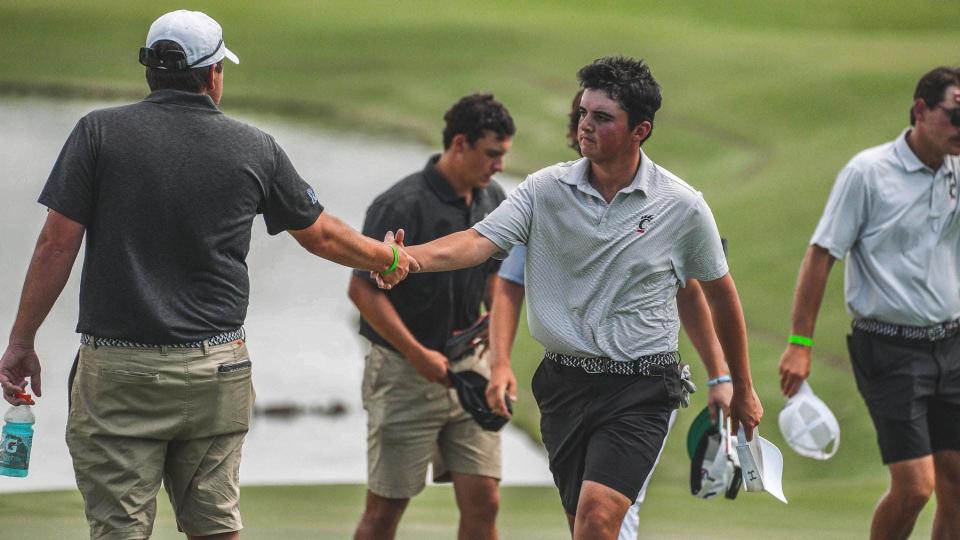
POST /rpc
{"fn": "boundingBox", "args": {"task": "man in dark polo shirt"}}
[0,10,412,540]
[349,93,514,540]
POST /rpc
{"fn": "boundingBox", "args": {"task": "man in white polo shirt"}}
[779,66,960,538]
[404,56,762,539]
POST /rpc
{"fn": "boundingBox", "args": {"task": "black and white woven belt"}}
[852,318,960,342]
[80,328,245,349]
[544,351,679,375]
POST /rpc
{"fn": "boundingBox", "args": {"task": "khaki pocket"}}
[216,356,253,427]
[99,367,160,384]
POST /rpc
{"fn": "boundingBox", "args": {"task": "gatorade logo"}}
[3,439,17,454]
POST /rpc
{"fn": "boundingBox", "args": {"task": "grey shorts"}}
[66,340,254,539]
[361,344,501,499]
[848,330,960,464]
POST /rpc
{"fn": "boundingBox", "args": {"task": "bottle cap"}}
[13,393,34,405]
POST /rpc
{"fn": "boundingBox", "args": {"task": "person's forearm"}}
[790,245,836,339]
[489,280,525,369]
[676,279,727,379]
[405,230,498,273]
[10,223,83,345]
[291,213,395,272]
[347,275,424,359]
[700,275,752,390]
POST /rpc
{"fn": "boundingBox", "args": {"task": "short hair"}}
[145,40,223,93]
[567,89,584,154]
[910,67,960,126]
[442,93,516,149]
[577,56,662,141]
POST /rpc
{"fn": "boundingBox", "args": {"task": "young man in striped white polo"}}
[402,56,762,539]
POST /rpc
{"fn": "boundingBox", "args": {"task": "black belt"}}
[544,351,679,376]
[852,318,960,342]
[80,327,245,349]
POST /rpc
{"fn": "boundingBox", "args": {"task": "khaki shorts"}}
[362,344,501,499]
[66,340,254,540]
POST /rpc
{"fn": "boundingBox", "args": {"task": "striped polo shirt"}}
[812,129,960,326]
[474,151,728,361]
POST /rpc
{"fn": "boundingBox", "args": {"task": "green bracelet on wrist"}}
[383,245,399,275]
[788,334,813,347]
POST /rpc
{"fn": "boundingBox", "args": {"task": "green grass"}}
[0,478,936,539]
[0,0,955,536]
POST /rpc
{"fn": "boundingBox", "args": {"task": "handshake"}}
[372,229,420,289]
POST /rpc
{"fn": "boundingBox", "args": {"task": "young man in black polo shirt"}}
[349,94,515,540]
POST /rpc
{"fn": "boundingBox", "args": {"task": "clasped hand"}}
[372,229,419,289]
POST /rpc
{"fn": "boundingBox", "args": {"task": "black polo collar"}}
[143,89,220,112]
[423,154,483,206]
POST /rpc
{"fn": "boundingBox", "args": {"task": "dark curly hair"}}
[910,67,960,126]
[567,89,584,154]
[442,93,516,149]
[145,40,222,93]
[577,56,661,142]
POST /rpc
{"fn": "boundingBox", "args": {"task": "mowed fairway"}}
[0,1,955,537]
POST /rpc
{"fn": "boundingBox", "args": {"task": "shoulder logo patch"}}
[306,187,319,206]
[637,214,654,235]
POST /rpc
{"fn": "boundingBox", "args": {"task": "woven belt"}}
[544,351,679,376]
[80,328,245,349]
[852,318,960,342]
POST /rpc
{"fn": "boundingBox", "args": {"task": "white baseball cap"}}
[778,381,840,460]
[736,427,787,504]
[144,10,239,69]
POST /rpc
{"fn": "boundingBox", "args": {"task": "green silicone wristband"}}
[383,245,399,275]
[788,335,813,347]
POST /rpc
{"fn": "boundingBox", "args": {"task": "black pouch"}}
[443,314,489,362]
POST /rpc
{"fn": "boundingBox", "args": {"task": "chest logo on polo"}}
[637,215,654,235]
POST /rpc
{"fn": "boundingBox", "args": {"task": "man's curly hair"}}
[577,56,661,143]
[442,93,516,149]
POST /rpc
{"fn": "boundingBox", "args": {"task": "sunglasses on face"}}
[935,104,960,127]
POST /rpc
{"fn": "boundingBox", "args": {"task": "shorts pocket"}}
[661,367,683,406]
[217,354,253,427]
[99,367,160,384]
[531,360,547,406]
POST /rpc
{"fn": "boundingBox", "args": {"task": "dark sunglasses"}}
[935,104,960,127]
[138,39,223,71]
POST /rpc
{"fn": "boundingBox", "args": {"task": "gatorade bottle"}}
[0,393,35,478]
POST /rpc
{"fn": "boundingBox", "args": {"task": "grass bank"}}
[0,1,955,536]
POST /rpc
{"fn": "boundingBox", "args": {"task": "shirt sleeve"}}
[472,177,534,258]
[810,164,868,260]
[37,116,97,225]
[671,196,728,285]
[497,245,526,285]
[260,135,324,235]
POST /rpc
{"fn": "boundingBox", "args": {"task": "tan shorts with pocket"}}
[66,340,254,540]
[362,344,501,499]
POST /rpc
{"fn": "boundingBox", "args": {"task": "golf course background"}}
[0,1,955,537]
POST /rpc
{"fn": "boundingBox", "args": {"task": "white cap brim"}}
[223,45,239,65]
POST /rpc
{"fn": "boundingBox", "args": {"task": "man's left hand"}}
[707,379,733,422]
[485,363,516,418]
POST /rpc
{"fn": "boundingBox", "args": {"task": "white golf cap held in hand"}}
[778,381,840,460]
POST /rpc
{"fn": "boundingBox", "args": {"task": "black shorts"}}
[848,329,960,464]
[531,357,680,515]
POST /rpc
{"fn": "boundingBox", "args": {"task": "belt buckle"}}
[928,325,946,341]
[582,357,605,374]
